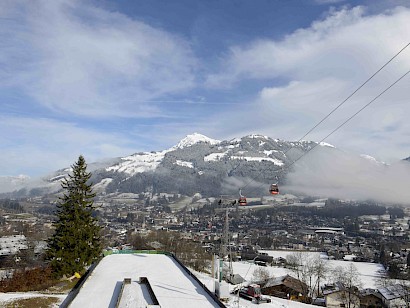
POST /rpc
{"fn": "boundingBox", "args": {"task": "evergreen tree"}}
[46,155,102,278]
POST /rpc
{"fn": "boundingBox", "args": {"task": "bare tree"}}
[331,264,362,308]
[286,252,329,303]
[252,266,271,283]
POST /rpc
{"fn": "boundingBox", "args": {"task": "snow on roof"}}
[378,284,408,301]
[69,253,221,308]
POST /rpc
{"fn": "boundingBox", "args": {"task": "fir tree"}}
[46,155,102,278]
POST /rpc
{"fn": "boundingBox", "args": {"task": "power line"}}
[240,42,410,192]
[286,69,410,170]
[243,68,409,192]
[297,42,410,142]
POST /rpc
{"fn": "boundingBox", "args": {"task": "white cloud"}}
[0,0,196,118]
[207,6,410,84]
[0,116,137,176]
[286,147,410,204]
[205,6,410,162]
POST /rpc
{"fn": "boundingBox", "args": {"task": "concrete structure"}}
[64,252,225,308]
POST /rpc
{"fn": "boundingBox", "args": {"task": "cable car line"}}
[242,68,410,199]
[236,41,410,202]
[297,42,410,143]
[285,69,410,171]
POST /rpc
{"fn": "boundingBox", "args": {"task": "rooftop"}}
[67,252,223,308]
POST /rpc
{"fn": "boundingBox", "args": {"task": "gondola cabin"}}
[269,184,279,195]
[238,196,247,206]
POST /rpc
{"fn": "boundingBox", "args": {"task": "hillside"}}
[2,133,344,199]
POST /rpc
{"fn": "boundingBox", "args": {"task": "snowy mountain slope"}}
[0,133,390,198]
[106,133,220,175]
[89,134,342,197]
[172,132,220,149]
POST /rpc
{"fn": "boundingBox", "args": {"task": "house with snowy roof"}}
[378,284,409,307]
[261,274,307,300]
[322,282,360,308]
[359,288,383,308]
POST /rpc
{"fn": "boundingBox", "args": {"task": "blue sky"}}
[1,0,410,177]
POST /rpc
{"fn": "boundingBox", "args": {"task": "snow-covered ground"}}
[0,292,66,307]
[193,250,385,308]
[0,250,385,308]
[69,253,221,308]
[193,270,315,308]
[224,296,319,308]
[260,250,385,289]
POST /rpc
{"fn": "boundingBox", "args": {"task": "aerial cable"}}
[297,42,410,142]
[239,41,410,193]
[286,69,410,170]
[243,68,410,194]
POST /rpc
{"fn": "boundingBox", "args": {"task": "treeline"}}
[100,168,226,197]
[0,199,24,213]
[127,230,211,272]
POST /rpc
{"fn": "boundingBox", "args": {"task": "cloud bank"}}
[286,147,410,204]
[205,6,410,163]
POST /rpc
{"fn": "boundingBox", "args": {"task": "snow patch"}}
[107,150,168,175]
[263,150,278,155]
[93,178,113,191]
[175,160,194,168]
[231,156,284,165]
[173,133,220,149]
[204,152,228,162]
[248,134,269,139]
[360,154,385,165]
[318,141,335,148]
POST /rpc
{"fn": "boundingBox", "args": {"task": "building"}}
[62,252,225,308]
[359,288,383,308]
[262,274,307,300]
[378,284,409,308]
[322,282,360,308]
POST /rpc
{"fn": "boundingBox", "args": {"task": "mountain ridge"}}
[0,133,393,199]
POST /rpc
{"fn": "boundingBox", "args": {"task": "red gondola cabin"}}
[269,184,279,195]
[239,196,247,206]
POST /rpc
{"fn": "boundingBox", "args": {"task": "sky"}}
[1,0,410,178]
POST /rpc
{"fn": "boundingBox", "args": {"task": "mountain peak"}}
[173,133,220,149]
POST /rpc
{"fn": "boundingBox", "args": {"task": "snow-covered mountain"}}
[0,133,390,198]
[173,132,220,149]
[106,133,220,175]
[87,133,338,198]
